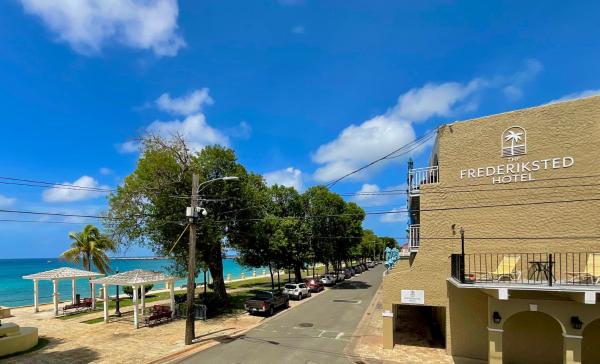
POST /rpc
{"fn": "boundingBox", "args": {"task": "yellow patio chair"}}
[473,255,522,282]
[566,253,600,284]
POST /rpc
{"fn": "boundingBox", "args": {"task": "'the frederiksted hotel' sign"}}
[459,126,575,184]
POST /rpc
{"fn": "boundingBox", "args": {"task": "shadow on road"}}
[330,280,372,290]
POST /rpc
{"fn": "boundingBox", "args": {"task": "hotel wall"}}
[383,96,600,359]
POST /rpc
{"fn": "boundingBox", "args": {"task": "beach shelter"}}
[91,269,176,329]
[22,267,104,315]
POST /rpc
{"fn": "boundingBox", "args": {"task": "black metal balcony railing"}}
[450,253,600,287]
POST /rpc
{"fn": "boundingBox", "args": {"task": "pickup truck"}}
[244,290,289,316]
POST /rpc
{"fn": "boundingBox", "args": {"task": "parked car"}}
[348,267,356,276]
[320,274,336,286]
[360,263,368,271]
[283,283,311,300]
[353,265,363,274]
[303,278,324,292]
[334,270,346,282]
[245,290,289,316]
[367,261,376,268]
[343,269,353,279]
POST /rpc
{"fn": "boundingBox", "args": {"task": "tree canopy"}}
[107,135,394,303]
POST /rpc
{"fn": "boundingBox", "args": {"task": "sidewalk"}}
[2,283,325,363]
[345,285,454,364]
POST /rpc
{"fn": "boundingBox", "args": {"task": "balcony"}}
[408,166,439,196]
[449,253,600,301]
[408,224,420,251]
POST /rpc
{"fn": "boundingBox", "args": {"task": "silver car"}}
[283,283,311,300]
[319,274,336,286]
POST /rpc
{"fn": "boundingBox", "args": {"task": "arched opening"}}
[503,311,562,364]
[583,318,600,363]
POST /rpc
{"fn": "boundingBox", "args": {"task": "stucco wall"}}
[582,319,600,364]
[503,311,563,364]
[382,96,600,356]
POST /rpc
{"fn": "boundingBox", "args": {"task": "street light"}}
[197,176,239,194]
[185,175,239,346]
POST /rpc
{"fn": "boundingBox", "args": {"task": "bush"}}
[197,291,229,318]
[123,284,154,298]
[174,293,187,304]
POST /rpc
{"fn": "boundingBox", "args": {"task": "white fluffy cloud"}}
[312,78,481,182]
[312,116,416,182]
[390,79,485,122]
[20,0,185,56]
[547,89,600,105]
[0,194,16,207]
[501,59,543,101]
[42,176,109,203]
[264,167,304,191]
[352,183,406,207]
[146,113,229,152]
[156,89,214,116]
[312,60,543,183]
[380,207,407,223]
[121,89,241,153]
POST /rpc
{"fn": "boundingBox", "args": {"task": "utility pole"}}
[185,174,199,345]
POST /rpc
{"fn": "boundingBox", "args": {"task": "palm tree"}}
[505,130,524,155]
[61,224,117,296]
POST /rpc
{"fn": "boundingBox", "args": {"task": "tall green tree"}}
[107,135,262,305]
[60,224,116,295]
[302,186,354,272]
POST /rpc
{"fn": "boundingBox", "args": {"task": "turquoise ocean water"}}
[0,258,261,307]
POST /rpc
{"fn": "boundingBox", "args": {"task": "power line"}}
[0,176,116,192]
[0,219,88,225]
[325,131,436,188]
[337,175,600,197]
[0,195,598,224]
[309,235,600,240]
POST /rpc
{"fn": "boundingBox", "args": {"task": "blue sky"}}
[1,0,599,258]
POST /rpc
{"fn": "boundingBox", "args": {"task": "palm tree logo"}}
[501,127,527,157]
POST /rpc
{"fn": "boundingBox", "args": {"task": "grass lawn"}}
[225,264,335,290]
[59,263,350,322]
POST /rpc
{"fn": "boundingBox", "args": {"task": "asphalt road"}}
[178,264,384,364]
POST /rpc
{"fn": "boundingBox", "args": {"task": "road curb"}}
[148,285,328,364]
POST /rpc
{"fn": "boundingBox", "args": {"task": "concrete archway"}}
[583,318,600,364]
[503,311,563,364]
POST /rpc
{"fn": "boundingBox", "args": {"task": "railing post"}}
[460,228,465,283]
[548,253,553,287]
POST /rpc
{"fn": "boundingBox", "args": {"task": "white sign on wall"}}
[458,126,575,185]
[401,289,425,305]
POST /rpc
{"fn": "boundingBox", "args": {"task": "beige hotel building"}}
[382,96,600,363]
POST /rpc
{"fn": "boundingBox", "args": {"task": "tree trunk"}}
[269,263,275,290]
[208,245,228,305]
[294,264,302,283]
[312,261,315,278]
[277,269,281,290]
[287,268,291,283]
